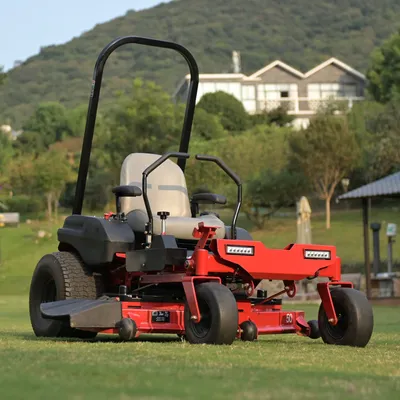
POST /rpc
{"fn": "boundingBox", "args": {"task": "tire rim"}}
[190,299,212,338]
[326,303,348,340]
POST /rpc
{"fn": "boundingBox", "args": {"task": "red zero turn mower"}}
[29,36,374,347]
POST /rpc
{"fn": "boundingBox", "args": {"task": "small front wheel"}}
[318,287,373,347]
[240,320,258,341]
[307,320,320,339]
[184,282,238,345]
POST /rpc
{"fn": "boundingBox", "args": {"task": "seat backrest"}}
[120,153,191,217]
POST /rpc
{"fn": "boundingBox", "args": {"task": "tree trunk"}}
[54,196,58,221]
[325,196,331,229]
[46,193,52,221]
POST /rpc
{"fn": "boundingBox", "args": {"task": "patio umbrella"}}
[296,196,312,244]
[296,196,312,299]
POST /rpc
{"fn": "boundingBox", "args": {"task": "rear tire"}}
[29,251,104,339]
[184,282,238,345]
[318,287,373,347]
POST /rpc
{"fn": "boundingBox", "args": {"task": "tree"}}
[249,106,294,127]
[288,113,360,229]
[33,150,76,220]
[83,169,114,212]
[0,131,14,184]
[0,66,6,86]
[185,126,291,195]
[348,99,400,183]
[197,91,249,133]
[192,108,227,140]
[66,104,90,137]
[12,131,46,156]
[367,28,400,103]
[20,102,73,152]
[6,155,37,196]
[241,169,308,229]
[364,101,400,180]
[102,78,185,178]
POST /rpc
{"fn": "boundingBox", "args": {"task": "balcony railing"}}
[257,97,364,115]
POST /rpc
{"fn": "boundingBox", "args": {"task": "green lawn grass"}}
[0,296,399,400]
[1,210,400,399]
[1,208,400,294]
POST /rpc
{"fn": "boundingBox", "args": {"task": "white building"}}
[174,56,366,129]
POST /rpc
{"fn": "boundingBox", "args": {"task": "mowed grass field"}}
[0,208,400,399]
[0,297,399,400]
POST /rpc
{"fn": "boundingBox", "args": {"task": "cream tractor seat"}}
[120,153,226,240]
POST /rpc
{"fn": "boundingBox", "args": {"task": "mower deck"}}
[41,296,309,339]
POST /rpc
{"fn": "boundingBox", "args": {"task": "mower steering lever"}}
[195,154,242,239]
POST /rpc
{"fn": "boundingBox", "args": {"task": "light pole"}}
[341,178,350,210]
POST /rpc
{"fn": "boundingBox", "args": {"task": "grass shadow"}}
[1,330,183,344]
[2,329,326,347]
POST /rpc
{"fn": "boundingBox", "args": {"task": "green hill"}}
[1,0,400,128]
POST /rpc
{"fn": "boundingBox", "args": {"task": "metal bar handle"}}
[195,154,242,239]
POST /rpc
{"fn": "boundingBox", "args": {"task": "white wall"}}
[195,81,259,113]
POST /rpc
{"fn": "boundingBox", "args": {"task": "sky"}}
[1,1,170,71]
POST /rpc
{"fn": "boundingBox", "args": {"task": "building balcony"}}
[257,96,364,115]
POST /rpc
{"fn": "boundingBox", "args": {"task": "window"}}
[257,84,298,112]
[258,84,298,100]
[308,83,357,99]
[242,85,255,100]
[228,83,242,100]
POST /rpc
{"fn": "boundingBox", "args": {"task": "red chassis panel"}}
[210,239,341,282]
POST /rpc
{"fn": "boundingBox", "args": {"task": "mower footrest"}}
[40,298,122,329]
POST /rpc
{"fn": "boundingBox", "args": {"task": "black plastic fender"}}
[58,215,135,266]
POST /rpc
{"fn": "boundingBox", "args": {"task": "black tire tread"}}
[318,287,373,347]
[29,251,103,339]
[52,251,103,300]
[184,282,238,345]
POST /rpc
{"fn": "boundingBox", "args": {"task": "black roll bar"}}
[195,155,242,239]
[72,36,199,215]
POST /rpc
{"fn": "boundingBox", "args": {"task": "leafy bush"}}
[0,195,43,214]
[197,91,249,133]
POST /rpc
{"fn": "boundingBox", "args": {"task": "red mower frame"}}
[31,35,374,348]
[93,222,352,341]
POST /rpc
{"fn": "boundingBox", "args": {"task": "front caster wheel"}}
[318,287,373,347]
[118,318,137,341]
[307,320,320,339]
[184,282,238,345]
[240,321,258,341]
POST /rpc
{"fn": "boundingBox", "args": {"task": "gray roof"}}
[338,171,400,200]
